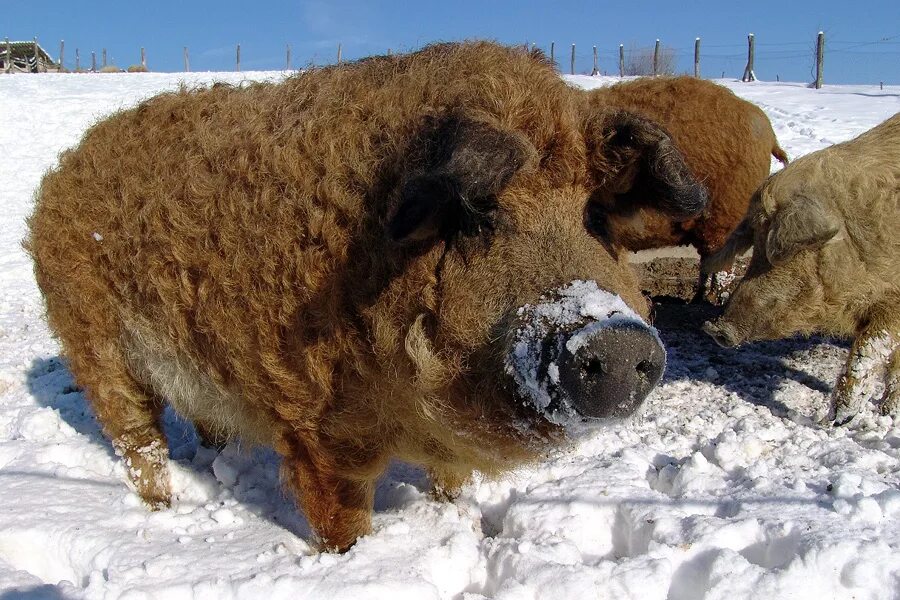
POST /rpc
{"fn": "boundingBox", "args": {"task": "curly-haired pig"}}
[703,112,900,424]
[26,42,708,551]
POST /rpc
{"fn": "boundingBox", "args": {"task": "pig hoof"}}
[113,437,173,509]
[832,408,858,427]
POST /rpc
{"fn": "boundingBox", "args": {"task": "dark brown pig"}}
[26,42,707,551]
[702,112,900,424]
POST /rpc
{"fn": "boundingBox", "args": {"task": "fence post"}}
[33,37,39,73]
[59,40,64,71]
[694,37,700,77]
[91,51,96,72]
[815,31,824,89]
[236,44,241,71]
[570,43,575,75]
[741,33,756,81]
[337,43,342,64]
[183,46,189,72]
[550,41,555,68]
[592,45,599,75]
[286,44,291,70]
[618,44,624,77]
[5,38,10,73]
[141,47,146,69]
[653,39,660,75]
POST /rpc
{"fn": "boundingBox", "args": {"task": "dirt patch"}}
[632,255,750,304]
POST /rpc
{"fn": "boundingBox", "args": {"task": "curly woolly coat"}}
[581,76,788,260]
[26,42,705,551]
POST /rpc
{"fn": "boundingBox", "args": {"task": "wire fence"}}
[556,33,900,84]
[3,32,899,85]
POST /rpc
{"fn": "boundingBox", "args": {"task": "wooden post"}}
[591,45,599,75]
[102,48,107,68]
[694,37,700,78]
[814,31,824,89]
[550,41,555,68]
[337,43,342,64]
[59,40,65,71]
[33,37,39,73]
[183,46,189,72]
[653,39,660,75]
[75,48,80,71]
[570,43,575,75]
[286,44,291,70]
[5,38,10,73]
[91,51,96,72]
[236,44,241,71]
[741,33,756,81]
[141,47,146,68]
[618,44,624,77]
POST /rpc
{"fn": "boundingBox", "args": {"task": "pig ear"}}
[585,110,708,221]
[387,115,537,243]
[765,197,841,265]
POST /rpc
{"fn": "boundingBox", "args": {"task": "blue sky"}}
[7,0,900,83]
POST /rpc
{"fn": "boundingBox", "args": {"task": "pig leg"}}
[691,271,713,304]
[694,269,736,305]
[879,350,900,417]
[68,348,172,508]
[831,326,899,425]
[427,467,472,501]
[280,437,380,552]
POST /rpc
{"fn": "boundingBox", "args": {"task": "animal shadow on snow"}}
[651,299,847,418]
[25,356,430,543]
[0,584,77,600]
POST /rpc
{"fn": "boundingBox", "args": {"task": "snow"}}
[1,70,900,599]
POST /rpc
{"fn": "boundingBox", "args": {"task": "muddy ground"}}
[631,253,750,305]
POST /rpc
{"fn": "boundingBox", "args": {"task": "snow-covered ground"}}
[1,70,899,600]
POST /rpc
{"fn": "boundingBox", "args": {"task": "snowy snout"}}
[507,281,667,426]
[556,322,666,419]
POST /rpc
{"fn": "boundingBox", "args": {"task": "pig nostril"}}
[636,360,655,380]
[581,358,605,379]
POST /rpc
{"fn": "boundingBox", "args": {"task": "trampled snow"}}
[1,70,899,599]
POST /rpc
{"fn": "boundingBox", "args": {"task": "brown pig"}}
[26,42,708,551]
[702,112,900,424]
[578,76,788,301]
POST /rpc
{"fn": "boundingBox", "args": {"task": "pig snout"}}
[702,319,742,348]
[507,280,667,426]
[555,321,666,418]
